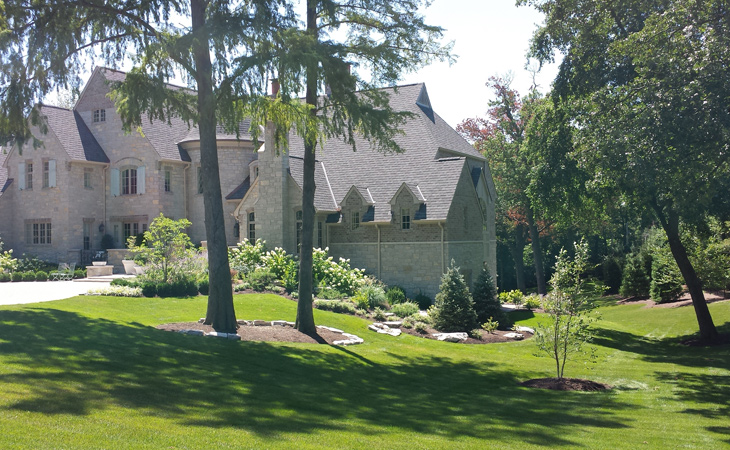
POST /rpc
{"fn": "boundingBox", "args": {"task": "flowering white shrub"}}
[87,286,143,297]
[229,239,266,275]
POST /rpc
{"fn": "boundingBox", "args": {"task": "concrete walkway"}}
[0,278,115,306]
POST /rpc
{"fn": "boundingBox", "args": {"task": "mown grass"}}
[0,294,728,449]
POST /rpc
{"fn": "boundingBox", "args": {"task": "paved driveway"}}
[0,279,113,306]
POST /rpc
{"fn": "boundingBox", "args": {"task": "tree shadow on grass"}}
[0,308,635,446]
[591,322,730,370]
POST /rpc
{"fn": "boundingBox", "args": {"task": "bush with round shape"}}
[472,266,508,328]
[0,273,10,282]
[22,271,36,282]
[248,268,277,292]
[313,299,357,315]
[35,271,48,282]
[11,271,23,282]
[357,284,387,309]
[390,301,419,318]
[73,269,86,279]
[431,261,478,332]
[620,252,651,298]
[385,286,407,305]
[198,279,210,295]
[141,282,157,297]
[523,294,542,311]
[413,292,432,310]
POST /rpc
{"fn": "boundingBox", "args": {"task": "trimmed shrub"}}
[620,253,651,298]
[183,279,199,297]
[385,286,407,305]
[248,268,277,292]
[313,300,357,315]
[35,271,48,282]
[141,282,157,297]
[22,271,36,282]
[156,282,175,298]
[317,287,346,300]
[198,279,209,295]
[111,278,135,287]
[73,269,86,279]
[472,266,508,327]
[11,271,23,282]
[431,261,478,332]
[413,292,432,310]
[0,273,10,282]
[650,249,683,303]
[390,301,419,318]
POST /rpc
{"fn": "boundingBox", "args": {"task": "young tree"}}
[271,0,453,335]
[431,260,478,333]
[520,0,729,341]
[127,214,194,284]
[535,239,593,380]
[472,265,508,328]
[0,0,295,332]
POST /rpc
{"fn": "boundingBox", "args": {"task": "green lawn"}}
[0,294,728,449]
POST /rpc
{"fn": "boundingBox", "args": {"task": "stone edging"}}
[172,319,365,346]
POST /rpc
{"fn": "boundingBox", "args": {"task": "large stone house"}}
[0,67,496,296]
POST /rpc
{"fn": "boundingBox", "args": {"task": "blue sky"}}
[400,0,560,127]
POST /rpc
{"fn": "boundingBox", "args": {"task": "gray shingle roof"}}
[40,105,109,163]
[178,119,254,144]
[285,83,477,221]
[226,176,251,200]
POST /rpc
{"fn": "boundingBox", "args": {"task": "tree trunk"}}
[510,223,527,292]
[526,207,547,296]
[295,0,318,336]
[653,204,718,342]
[192,0,237,333]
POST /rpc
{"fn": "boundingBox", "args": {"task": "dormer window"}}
[93,109,106,123]
[401,208,411,230]
[351,212,360,230]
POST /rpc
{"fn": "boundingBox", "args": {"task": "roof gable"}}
[38,105,109,163]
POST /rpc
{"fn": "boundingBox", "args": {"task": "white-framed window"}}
[401,208,411,230]
[296,210,303,252]
[248,212,255,243]
[164,167,172,192]
[93,109,106,123]
[122,167,137,195]
[41,160,56,188]
[84,168,93,189]
[25,220,52,245]
[351,211,360,230]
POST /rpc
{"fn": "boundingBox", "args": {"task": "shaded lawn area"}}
[0,294,728,449]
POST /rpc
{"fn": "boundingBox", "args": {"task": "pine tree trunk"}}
[295,0,318,336]
[526,208,547,296]
[653,204,718,342]
[510,223,527,292]
[192,0,237,333]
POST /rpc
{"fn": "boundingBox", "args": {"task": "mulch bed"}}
[398,324,532,344]
[617,291,728,309]
[520,378,612,391]
[156,322,345,345]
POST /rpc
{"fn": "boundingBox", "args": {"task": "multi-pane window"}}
[197,166,203,194]
[248,212,255,243]
[351,212,360,230]
[122,168,137,195]
[164,168,172,192]
[296,210,303,252]
[25,222,52,245]
[123,222,139,246]
[84,168,93,188]
[93,109,106,123]
[317,221,323,249]
[26,162,33,190]
[401,208,411,230]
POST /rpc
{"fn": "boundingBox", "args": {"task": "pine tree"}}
[619,253,651,298]
[472,265,508,328]
[432,261,478,332]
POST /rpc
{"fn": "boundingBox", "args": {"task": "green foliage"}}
[523,294,542,311]
[316,287,346,300]
[372,307,388,322]
[247,268,277,292]
[390,302,419,318]
[357,284,387,309]
[0,272,10,282]
[0,239,17,273]
[73,269,86,279]
[534,239,595,379]
[10,271,23,282]
[110,278,136,288]
[101,234,115,250]
[198,279,210,296]
[620,252,651,298]
[685,219,730,291]
[472,266,508,327]
[127,214,195,284]
[229,240,266,276]
[22,271,36,281]
[15,254,45,273]
[141,282,157,298]
[34,271,48,282]
[385,286,407,305]
[469,329,483,340]
[650,248,684,303]
[413,322,429,334]
[481,318,499,334]
[499,290,524,305]
[413,292,432,310]
[431,261,478,332]
[601,255,623,295]
[313,300,357,315]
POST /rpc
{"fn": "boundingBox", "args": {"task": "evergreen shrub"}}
[471,266,508,327]
[198,279,209,295]
[620,253,651,298]
[413,292,432,310]
[385,286,407,305]
[390,301,419,318]
[431,261,478,332]
[650,249,684,303]
[35,271,48,281]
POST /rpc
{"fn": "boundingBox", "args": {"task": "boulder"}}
[383,321,403,328]
[433,332,468,342]
[253,320,270,326]
[271,320,288,326]
[515,326,535,334]
[179,329,205,336]
[317,325,344,334]
[504,332,524,340]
